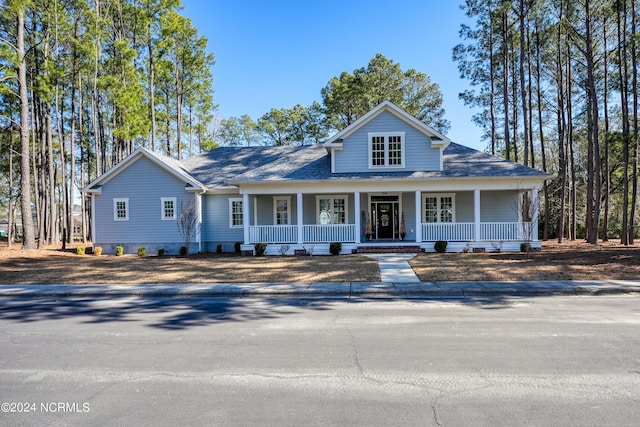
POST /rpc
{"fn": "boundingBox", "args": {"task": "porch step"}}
[357,245,422,254]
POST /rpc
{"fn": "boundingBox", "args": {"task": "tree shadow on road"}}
[0,294,524,330]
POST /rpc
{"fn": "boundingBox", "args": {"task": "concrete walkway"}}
[0,280,639,299]
[364,254,420,283]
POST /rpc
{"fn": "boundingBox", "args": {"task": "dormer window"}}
[368,132,405,168]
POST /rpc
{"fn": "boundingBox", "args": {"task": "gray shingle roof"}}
[179,142,549,188]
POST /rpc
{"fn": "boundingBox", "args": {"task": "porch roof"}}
[238,144,547,183]
[180,143,550,188]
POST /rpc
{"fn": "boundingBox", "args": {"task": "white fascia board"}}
[81,147,206,193]
[235,175,548,195]
[325,101,451,148]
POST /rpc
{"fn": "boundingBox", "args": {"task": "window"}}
[423,194,455,223]
[161,197,176,220]
[229,198,243,228]
[368,132,405,168]
[316,195,347,224]
[113,198,129,221]
[273,196,290,225]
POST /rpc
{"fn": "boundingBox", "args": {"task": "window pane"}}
[388,135,402,165]
[440,197,453,223]
[425,197,437,223]
[164,200,174,218]
[232,201,243,226]
[371,136,385,166]
[116,201,127,218]
[276,199,288,225]
[333,198,345,224]
[318,199,331,224]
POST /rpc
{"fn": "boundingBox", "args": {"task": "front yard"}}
[0,240,638,284]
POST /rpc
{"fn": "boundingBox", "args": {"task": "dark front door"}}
[376,203,395,239]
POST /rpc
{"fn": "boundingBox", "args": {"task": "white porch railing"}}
[422,223,475,241]
[421,222,533,241]
[303,224,356,243]
[480,222,533,241]
[247,224,357,243]
[248,225,297,243]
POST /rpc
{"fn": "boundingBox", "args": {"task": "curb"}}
[0,281,639,299]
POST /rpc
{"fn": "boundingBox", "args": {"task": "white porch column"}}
[474,189,481,241]
[243,193,250,244]
[531,187,539,241]
[354,191,361,243]
[297,192,304,244]
[196,192,202,253]
[415,190,422,243]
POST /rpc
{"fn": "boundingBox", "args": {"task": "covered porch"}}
[238,188,540,254]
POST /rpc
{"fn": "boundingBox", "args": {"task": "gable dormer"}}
[324,101,450,174]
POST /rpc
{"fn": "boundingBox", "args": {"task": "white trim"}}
[161,197,177,221]
[82,147,206,193]
[297,193,304,244]
[273,196,291,225]
[422,193,456,223]
[367,132,406,169]
[243,193,250,244]
[91,194,97,246]
[228,198,243,228]
[354,191,361,242]
[415,191,422,242]
[113,198,129,221]
[315,194,349,225]
[324,101,450,147]
[474,190,481,242]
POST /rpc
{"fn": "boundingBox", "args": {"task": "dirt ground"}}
[0,240,638,284]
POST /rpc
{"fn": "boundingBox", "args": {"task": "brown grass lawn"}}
[0,240,638,284]
[410,241,640,282]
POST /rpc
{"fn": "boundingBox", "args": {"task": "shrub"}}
[76,246,86,255]
[278,244,290,256]
[94,246,103,256]
[216,244,223,253]
[116,246,124,256]
[254,242,267,256]
[137,246,146,257]
[234,241,242,253]
[179,246,188,256]
[434,240,447,253]
[520,242,532,253]
[157,248,166,256]
[329,242,342,255]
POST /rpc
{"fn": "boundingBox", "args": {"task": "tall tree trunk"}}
[585,0,601,244]
[567,44,576,240]
[602,13,610,242]
[629,0,638,244]
[502,10,511,161]
[535,25,550,240]
[489,13,497,156]
[17,7,36,250]
[556,1,566,243]
[519,0,531,168]
[148,24,156,152]
[617,1,630,245]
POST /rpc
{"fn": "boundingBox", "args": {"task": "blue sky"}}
[181,0,484,150]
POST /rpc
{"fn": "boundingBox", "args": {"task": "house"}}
[82,101,550,255]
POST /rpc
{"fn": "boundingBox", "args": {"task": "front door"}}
[375,202,395,239]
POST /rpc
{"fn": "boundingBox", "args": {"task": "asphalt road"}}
[1,294,639,426]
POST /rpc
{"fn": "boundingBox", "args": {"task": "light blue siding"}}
[455,192,474,222]
[93,156,193,254]
[334,111,441,173]
[201,194,244,251]
[480,191,520,222]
